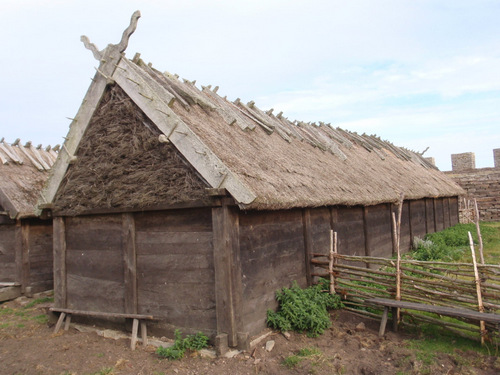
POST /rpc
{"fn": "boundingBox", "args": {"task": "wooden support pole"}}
[473,199,485,264]
[131,318,139,350]
[212,200,242,347]
[329,230,338,294]
[468,231,486,345]
[303,209,313,286]
[53,217,67,308]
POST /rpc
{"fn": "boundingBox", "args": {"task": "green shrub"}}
[156,330,209,360]
[267,279,343,337]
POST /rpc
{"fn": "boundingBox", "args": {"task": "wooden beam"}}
[212,200,243,347]
[122,213,137,314]
[112,57,257,206]
[54,199,217,217]
[38,46,121,209]
[53,217,67,308]
[302,209,313,286]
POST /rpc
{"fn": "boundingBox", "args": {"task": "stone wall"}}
[445,149,500,222]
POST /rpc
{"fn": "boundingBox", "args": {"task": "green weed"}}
[267,279,343,336]
[156,329,209,360]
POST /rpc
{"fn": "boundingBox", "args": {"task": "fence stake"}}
[473,199,485,264]
[468,231,486,345]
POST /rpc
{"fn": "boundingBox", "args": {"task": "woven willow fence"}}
[311,253,500,343]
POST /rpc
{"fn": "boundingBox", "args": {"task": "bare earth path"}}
[0,294,498,375]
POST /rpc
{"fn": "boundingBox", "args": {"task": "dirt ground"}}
[1,293,499,375]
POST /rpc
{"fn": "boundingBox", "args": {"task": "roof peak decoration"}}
[81,10,141,61]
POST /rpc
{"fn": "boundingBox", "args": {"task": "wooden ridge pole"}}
[468,231,486,345]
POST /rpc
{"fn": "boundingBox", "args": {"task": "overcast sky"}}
[1,0,499,171]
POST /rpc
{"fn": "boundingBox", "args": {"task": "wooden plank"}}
[66,274,124,313]
[134,207,212,232]
[50,307,154,320]
[112,57,257,206]
[21,223,30,293]
[366,297,500,323]
[14,222,22,288]
[212,201,242,347]
[122,213,137,314]
[53,217,66,308]
[54,199,215,217]
[66,249,124,282]
[302,209,313,286]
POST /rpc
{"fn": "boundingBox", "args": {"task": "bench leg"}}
[140,321,148,346]
[131,318,139,350]
[379,307,389,337]
[392,307,398,332]
[54,312,66,334]
[64,314,72,331]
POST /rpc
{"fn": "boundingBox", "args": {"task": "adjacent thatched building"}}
[39,13,464,350]
[0,138,57,300]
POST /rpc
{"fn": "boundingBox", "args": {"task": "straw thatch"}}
[53,85,210,214]
[0,139,57,218]
[111,57,463,210]
[44,53,464,214]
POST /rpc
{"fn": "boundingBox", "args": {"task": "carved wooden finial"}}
[81,10,141,60]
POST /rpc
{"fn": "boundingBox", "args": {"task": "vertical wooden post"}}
[123,213,137,314]
[362,207,371,259]
[14,222,22,289]
[468,231,486,345]
[21,223,30,295]
[212,200,242,347]
[407,201,413,250]
[433,199,438,232]
[53,217,67,308]
[302,209,313,286]
[473,199,485,264]
[329,231,337,294]
[424,198,428,233]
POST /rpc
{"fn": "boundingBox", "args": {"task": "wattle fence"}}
[311,253,500,343]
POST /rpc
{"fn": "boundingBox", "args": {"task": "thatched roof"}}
[0,138,57,218]
[40,23,464,213]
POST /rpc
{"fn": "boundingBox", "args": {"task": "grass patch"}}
[23,296,54,309]
[409,222,499,263]
[282,346,323,369]
[33,314,48,324]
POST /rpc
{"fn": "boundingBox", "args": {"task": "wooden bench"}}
[50,308,155,350]
[365,297,500,337]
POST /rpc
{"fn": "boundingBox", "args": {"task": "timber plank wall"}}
[52,197,458,341]
[56,208,216,337]
[0,219,53,294]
